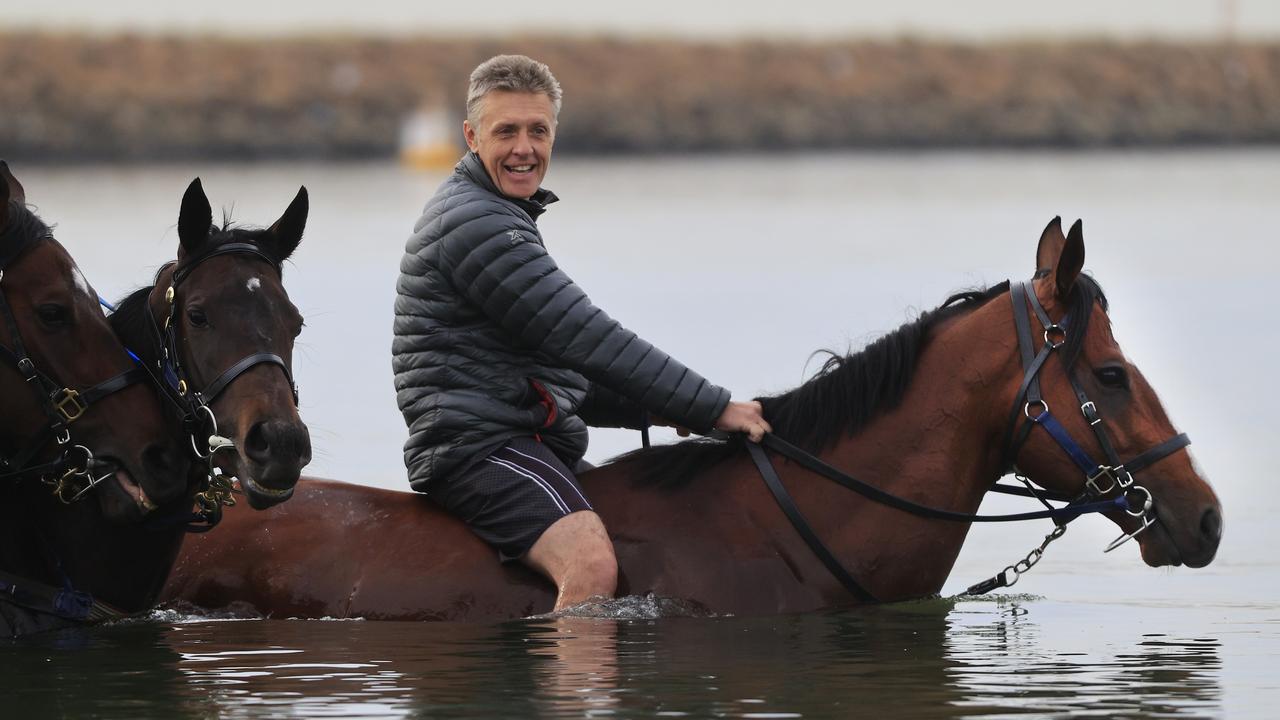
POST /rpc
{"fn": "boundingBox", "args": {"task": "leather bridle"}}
[0,252,150,503]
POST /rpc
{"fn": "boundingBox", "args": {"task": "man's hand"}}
[714,400,772,443]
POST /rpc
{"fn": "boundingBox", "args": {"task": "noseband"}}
[0,261,150,503]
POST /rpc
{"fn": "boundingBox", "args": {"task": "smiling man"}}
[392,55,770,611]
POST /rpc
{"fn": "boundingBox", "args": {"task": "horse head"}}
[1008,217,1222,569]
[0,161,187,523]
[149,178,311,509]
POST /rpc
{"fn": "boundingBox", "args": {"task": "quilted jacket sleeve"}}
[437,221,730,433]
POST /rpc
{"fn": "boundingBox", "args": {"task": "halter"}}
[142,240,299,525]
[743,275,1193,601]
[0,260,150,503]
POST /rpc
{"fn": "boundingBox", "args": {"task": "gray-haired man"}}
[393,54,770,610]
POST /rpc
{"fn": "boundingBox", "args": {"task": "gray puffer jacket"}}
[392,153,731,491]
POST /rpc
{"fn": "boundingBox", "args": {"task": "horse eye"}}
[1095,366,1129,390]
[186,307,209,328]
[36,303,71,327]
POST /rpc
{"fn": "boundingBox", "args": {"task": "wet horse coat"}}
[163,219,1223,620]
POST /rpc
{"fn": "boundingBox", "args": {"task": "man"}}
[393,54,769,611]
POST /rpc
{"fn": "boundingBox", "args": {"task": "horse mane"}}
[0,201,52,270]
[614,276,1107,488]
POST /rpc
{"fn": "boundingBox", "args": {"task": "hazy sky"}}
[4,0,1277,39]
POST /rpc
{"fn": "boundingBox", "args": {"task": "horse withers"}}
[162,217,1221,620]
[0,162,189,634]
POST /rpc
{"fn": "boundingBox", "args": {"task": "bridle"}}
[0,248,150,504]
[999,277,1190,555]
[141,240,299,524]
[743,275,1193,601]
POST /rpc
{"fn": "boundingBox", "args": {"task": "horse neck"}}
[797,297,1020,600]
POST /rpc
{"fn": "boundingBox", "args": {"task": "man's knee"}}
[527,511,618,596]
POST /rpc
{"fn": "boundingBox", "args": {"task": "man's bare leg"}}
[524,510,618,611]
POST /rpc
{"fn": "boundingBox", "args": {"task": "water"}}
[4,150,1278,717]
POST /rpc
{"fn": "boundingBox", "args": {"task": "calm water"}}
[4,151,1278,717]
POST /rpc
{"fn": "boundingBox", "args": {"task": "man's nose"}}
[513,130,534,155]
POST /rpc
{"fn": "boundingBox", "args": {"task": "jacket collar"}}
[458,152,559,220]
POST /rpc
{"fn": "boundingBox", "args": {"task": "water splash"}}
[536,593,721,620]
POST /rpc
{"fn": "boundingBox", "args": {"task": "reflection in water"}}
[945,597,1223,718]
[0,597,1228,718]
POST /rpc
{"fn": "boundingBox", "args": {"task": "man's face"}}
[463,90,556,200]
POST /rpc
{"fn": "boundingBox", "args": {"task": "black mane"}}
[614,276,1107,488]
[109,285,159,366]
[0,201,52,270]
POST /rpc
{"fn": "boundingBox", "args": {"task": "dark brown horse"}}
[163,219,1222,620]
[0,162,189,635]
[112,178,312,510]
[75,178,314,625]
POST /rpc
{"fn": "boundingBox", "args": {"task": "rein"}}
[744,276,1192,602]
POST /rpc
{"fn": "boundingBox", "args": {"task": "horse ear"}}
[262,186,308,262]
[1,159,26,210]
[1056,219,1086,299]
[1034,216,1065,278]
[178,177,213,255]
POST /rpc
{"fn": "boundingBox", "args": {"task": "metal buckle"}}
[1085,465,1119,495]
[53,388,87,423]
[1079,400,1103,426]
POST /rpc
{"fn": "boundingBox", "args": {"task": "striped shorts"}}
[432,436,593,561]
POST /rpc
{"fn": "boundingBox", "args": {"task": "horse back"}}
[162,477,554,621]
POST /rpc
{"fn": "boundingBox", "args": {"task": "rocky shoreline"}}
[2,33,1277,161]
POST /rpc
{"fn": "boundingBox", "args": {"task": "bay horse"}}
[0,162,188,635]
[162,218,1222,620]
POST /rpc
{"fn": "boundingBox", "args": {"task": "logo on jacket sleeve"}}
[507,229,524,245]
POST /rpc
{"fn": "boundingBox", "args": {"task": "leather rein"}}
[745,276,1191,602]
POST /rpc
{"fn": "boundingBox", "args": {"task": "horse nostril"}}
[244,420,311,468]
[1200,506,1223,544]
[245,421,272,464]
